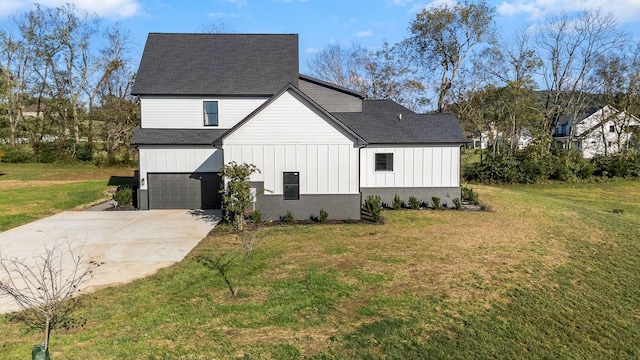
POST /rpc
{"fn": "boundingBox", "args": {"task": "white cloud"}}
[219,0,247,6]
[354,30,373,37]
[0,0,141,18]
[305,47,319,53]
[208,12,240,18]
[497,0,640,23]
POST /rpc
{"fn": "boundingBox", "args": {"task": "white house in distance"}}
[553,105,640,158]
[131,33,467,220]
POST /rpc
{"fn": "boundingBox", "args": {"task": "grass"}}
[0,163,135,231]
[0,179,639,358]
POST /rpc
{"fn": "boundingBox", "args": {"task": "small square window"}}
[375,153,393,171]
[609,125,615,132]
[283,172,299,200]
[204,101,218,126]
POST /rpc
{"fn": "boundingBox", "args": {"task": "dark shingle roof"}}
[131,128,228,145]
[131,33,299,96]
[298,74,365,98]
[333,100,467,144]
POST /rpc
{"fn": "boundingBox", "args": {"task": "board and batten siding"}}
[223,89,360,195]
[360,145,460,188]
[138,145,223,190]
[140,96,268,129]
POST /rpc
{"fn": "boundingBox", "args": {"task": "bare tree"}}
[308,41,428,111]
[537,10,627,144]
[404,0,496,112]
[0,243,100,353]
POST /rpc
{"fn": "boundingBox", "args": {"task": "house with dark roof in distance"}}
[131,33,467,219]
[553,105,640,158]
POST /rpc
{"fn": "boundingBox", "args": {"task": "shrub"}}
[431,196,441,210]
[1,146,32,163]
[452,198,461,210]
[363,195,382,223]
[112,185,133,206]
[283,210,294,223]
[462,186,479,205]
[249,209,262,223]
[318,208,329,223]
[75,143,93,162]
[408,196,420,209]
[392,194,402,210]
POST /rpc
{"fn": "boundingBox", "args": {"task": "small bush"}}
[283,210,294,223]
[431,196,441,210]
[462,186,479,205]
[249,209,262,223]
[453,198,461,210]
[363,195,382,223]
[75,143,93,162]
[408,196,420,209]
[318,208,329,223]
[392,194,402,210]
[113,185,133,206]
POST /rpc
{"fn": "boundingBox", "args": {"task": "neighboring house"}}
[553,105,640,158]
[131,33,466,219]
[470,126,532,150]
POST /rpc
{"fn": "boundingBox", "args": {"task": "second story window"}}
[204,101,219,126]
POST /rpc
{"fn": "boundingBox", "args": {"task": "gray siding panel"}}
[361,187,462,208]
[148,173,222,209]
[299,81,362,112]
[250,182,361,220]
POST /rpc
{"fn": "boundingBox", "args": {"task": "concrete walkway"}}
[0,209,221,314]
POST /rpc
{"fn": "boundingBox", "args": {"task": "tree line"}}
[0,3,139,165]
[308,1,640,164]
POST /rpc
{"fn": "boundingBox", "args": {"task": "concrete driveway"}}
[0,209,220,314]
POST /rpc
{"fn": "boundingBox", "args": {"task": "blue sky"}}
[1,0,640,74]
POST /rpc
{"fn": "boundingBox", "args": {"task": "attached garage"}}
[147,172,222,209]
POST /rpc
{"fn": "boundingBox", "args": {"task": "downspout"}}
[357,141,367,216]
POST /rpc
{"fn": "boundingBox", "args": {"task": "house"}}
[131,33,467,220]
[553,105,640,158]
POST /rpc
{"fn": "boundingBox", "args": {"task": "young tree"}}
[404,0,496,112]
[219,162,260,231]
[0,243,100,354]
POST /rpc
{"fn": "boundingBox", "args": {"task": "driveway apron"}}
[0,209,220,314]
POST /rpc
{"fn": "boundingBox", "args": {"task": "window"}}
[609,125,615,132]
[283,172,299,200]
[204,101,219,126]
[375,153,393,171]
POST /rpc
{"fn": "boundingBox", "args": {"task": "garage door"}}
[148,173,221,209]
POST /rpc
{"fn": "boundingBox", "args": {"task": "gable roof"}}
[131,128,227,145]
[131,33,299,96]
[333,100,467,144]
[213,83,366,147]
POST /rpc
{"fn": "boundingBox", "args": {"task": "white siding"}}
[361,145,460,188]
[223,89,360,195]
[140,96,268,129]
[138,145,223,190]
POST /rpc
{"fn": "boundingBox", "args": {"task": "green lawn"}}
[0,163,135,231]
[1,179,639,359]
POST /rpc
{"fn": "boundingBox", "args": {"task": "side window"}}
[609,125,615,132]
[204,101,218,126]
[375,153,393,171]
[283,172,299,200]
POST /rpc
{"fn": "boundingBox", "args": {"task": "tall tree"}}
[308,41,427,111]
[537,10,627,144]
[404,0,496,112]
